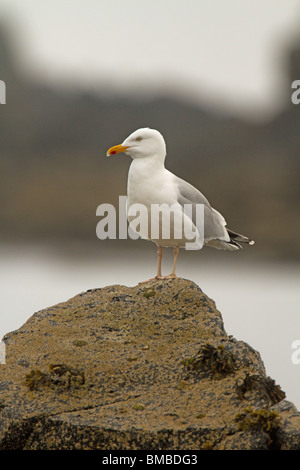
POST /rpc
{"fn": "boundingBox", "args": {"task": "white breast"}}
[127,160,177,207]
[126,161,199,247]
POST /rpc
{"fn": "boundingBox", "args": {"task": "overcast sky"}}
[1,0,300,119]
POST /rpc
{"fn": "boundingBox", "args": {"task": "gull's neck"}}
[129,154,166,176]
[127,155,167,201]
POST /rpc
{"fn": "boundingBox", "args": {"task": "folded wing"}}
[175,176,254,250]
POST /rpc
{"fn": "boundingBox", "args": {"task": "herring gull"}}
[106,127,254,282]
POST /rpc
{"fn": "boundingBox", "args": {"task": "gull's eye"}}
[135,136,142,142]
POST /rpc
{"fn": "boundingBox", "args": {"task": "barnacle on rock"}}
[143,289,156,298]
[202,440,214,450]
[133,403,145,411]
[72,339,87,347]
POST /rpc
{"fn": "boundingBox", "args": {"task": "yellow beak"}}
[106,144,130,157]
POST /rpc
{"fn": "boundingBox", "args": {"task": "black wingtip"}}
[227,229,254,246]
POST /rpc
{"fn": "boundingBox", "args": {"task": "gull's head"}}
[106,127,166,160]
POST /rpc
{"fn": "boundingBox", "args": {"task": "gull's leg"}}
[139,245,164,284]
[155,245,163,278]
[172,246,180,277]
[139,246,179,284]
[165,246,179,279]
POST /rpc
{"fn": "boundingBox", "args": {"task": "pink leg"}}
[139,246,164,284]
[164,246,179,279]
[139,246,179,284]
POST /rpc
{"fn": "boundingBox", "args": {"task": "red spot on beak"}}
[111,150,117,155]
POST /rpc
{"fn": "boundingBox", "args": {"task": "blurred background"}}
[0,1,299,407]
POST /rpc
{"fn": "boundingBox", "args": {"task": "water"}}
[1,243,299,409]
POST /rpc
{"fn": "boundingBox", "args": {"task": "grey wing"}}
[175,176,230,243]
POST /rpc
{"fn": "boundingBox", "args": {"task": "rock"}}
[0,277,299,450]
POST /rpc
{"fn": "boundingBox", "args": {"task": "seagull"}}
[106,127,254,282]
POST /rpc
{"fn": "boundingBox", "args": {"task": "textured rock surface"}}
[0,278,299,450]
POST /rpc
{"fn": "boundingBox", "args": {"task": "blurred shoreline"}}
[0,19,300,263]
